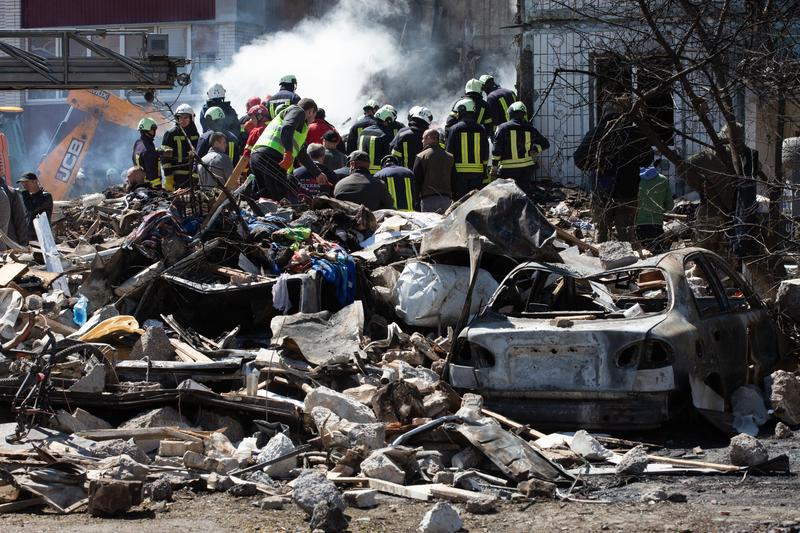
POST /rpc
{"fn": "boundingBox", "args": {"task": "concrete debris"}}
[360,448,406,484]
[310,500,350,533]
[597,241,638,269]
[256,433,296,478]
[88,479,143,517]
[254,496,286,510]
[146,477,173,502]
[68,357,106,393]
[418,502,463,533]
[465,497,498,514]
[206,473,234,492]
[227,482,258,497]
[291,470,345,516]
[107,454,148,482]
[775,422,794,439]
[91,439,151,464]
[729,433,769,466]
[770,371,800,426]
[129,326,174,361]
[615,445,650,475]
[304,386,378,424]
[569,430,612,461]
[344,488,378,508]
[640,488,687,503]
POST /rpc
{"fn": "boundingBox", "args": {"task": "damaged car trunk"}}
[449,248,780,431]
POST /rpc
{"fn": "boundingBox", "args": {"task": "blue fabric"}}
[311,251,356,306]
[639,166,659,180]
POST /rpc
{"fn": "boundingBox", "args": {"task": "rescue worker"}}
[384,105,405,138]
[481,74,518,128]
[132,117,162,189]
[161,103,199,191]
[0,178,29,245]
[322,130,347,170]
[413,128,455,214]
[446,98,489,199]
[243,104,270,158]
[333,151,394,210]
[346,99,379,154]
[490,101,549,195]
[446,79,492,136]
[16,172,53,234]
[265,75,301,120]
[239,96,263,146]
[200,83,239,134]
[306,108,338,145]
[293,143,336,197]
[390,106,432,169]
[357,105,395,174]
[198,132,233,188]
[196,107,241,166]
[374,154,416,211]
[250,98,325,200]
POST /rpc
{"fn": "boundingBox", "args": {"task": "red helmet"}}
[246,96,262,109]
[248,104,268,118]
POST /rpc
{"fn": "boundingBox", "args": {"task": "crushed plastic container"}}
[72,295,89,326]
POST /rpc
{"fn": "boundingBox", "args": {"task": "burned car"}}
[449,247,779,431]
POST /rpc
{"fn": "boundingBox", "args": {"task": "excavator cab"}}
[0,106,27,185]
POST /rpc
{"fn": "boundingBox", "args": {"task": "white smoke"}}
[201,0,518,133]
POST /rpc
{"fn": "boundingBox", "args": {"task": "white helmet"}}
[207,83,226,99]
[383,104,398,120]
[175,103,195,116]
[407,105,421,121]
[411,106,433,125]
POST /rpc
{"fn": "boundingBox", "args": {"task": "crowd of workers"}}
[130,73,550,217]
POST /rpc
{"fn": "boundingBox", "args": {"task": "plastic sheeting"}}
[392,262,499,327]
[419,179,560,261]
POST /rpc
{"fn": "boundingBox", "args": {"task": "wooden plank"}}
[428,484,491,503]
[646,454,742,472]
[169,339,213,363]
[0,262,27,287]
[481,408,547,439]
[366,479,431,501]
[76,427,204,443]
[0,497,46,514]
[554,227,599,255]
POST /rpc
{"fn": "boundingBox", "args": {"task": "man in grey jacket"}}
[0,181,28,245]
[198,132,233,188]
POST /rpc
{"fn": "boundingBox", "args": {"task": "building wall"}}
[0,0,22,107]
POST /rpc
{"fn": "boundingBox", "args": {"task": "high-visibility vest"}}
[253,106,308,161]
[455,131,485,174]
[358,133,386,174]
[384,175,414,211]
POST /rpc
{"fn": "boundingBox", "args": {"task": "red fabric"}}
[243,125,266,157]
[306,118,338,145]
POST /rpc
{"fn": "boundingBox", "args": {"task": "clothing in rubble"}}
[161,121,200,190]
[374,162,416,211]
[200,98,239,134]
[333,167,394,210]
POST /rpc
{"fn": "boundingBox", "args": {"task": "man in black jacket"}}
[161,103,199,190]
[446,98,490,199]
[491,101,549,196]
[265,75,301,120]
[346,99,379,154]
[390,106,432,170]
[574,101,653,243]
[334,151,394,210]
[17,172,53,236]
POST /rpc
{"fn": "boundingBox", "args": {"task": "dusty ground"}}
[2,426,799,532]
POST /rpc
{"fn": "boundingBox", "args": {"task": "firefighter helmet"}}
[465,78,484,94]
[137,117,157,131]
[174,103,194,117]
[204,106,226,121]
[374,105,394,122]
[454,98,476,113]
[280,74,298,86]
[508,101,527,117]
[207,83,226,99]
[411,106,433,125]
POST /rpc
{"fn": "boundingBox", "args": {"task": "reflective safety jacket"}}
[445,119,489,177]
[486,87,518,128]
[161,122,199,191]
[265,89,300,120]
[357,124,393,174]
[491,118,549,171]
[390,122,425,169]
[346,115,377,154]
[132,132,162,188]
[374,164,416,211]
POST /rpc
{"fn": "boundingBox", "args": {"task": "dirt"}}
[2,427,799,532]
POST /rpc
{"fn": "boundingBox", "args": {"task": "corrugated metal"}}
[22,0,215,28]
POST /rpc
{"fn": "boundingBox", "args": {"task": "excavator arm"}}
[36,89,169,199]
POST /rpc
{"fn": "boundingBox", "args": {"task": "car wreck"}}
[449,247,780,431]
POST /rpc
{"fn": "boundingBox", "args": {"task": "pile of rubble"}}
[0,179,797,529]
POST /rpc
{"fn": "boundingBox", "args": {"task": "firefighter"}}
[239,96,263,146]
[132,117,162,189]
[346,99,379,154]
[357,105,395,175]
[490,101,550,196]
[200,83,239,134]
[374,154,416,211]
[481,74,518,128]
[390,106,432,169]
[445,79,492,136]
[383,105,405,138]
[161,103,199,191]
[265,75,301,120]
[196,107,241,166]
[250,98,325,200]
[445,98,489,199]
[243,104,270,158]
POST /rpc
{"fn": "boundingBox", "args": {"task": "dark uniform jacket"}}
[357,124,393,174]
[346,115,377,154]
[200,98,239,134]
[486,87,518,128]
[413,144,456,198]
[161,122,200,188]
[374,164,416,211]
[196,129,241,167]
[132,133,161,187]
[265,89,301,119]
[390,121,426,170]
[333,168,394,211]
[21,188,53,234]
[445,118,489,178]
[492,118,549,171]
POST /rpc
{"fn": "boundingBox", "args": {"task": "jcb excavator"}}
[35,89,169,199]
